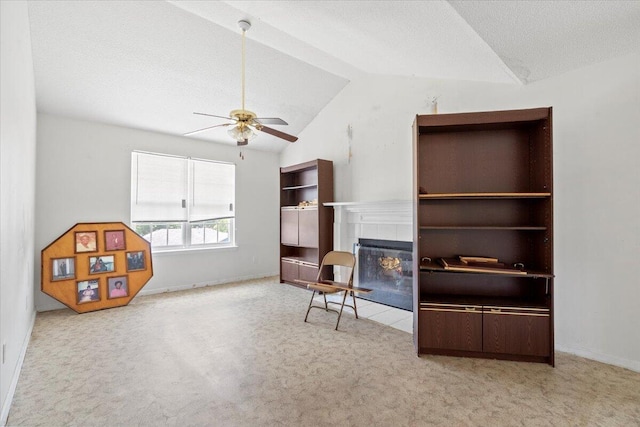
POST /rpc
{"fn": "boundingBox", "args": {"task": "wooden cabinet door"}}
[419,304,482,352]
[281,259,298,283]
[281,208,299,246]
[483,308,550,357]
[299,263,319,282]
[297,207,318,248]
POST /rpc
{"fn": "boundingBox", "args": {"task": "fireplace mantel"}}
[325,200,412,223]
[324,200,413,254]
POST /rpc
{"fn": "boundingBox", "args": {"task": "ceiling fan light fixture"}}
[227,124,256,142]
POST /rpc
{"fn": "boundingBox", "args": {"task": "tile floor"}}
[312,294,413,333]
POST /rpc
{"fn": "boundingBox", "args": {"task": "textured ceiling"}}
[26,1,640,152]
[449,0,640,83]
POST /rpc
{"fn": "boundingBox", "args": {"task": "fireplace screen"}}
[357,239,413,311]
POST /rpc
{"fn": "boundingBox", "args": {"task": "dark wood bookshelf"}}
[280,159,334,288]
[412,108,554,365]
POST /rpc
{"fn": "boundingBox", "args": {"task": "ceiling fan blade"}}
[193,112,235,121]
[254,117,288,126]
[184,123,232,137]
[258,125,298,142]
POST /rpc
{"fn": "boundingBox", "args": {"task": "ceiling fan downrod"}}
[238,20,251,114]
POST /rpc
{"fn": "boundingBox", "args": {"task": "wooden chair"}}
[300,251,371,330]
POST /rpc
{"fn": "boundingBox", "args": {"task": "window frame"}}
[131,151,236,252]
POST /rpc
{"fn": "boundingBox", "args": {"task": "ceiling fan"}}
[185,20,298,146]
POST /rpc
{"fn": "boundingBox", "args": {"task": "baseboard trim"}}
[137,273,279,296]
[1,311,36,427]
[37,273,280,311]
[556,344,639,373]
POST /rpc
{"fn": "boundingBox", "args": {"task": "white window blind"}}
[190,159,235,222]
[131,152,188,222]
[131,152,235,224]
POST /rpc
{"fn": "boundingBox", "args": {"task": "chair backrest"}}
[317,251,355,286]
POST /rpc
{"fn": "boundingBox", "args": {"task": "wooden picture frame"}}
[42,222,154,314]
[51,257,76,281]
[104,229,126,251]
[75,231,98,253]
[126,251,146,272]
[88,255,115,274]
[77,279,100,304]
[107,275,129,299]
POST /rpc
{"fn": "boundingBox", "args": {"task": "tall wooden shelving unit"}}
[412,108,554,365]
[280,159,334,287]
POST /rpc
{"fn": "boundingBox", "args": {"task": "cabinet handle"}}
[490,308,501,313]
[465,307,476,312]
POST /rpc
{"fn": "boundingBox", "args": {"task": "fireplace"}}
[325,200,413,311]
[356,238,413,311]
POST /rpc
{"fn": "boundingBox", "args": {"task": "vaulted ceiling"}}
[27,1,640,152]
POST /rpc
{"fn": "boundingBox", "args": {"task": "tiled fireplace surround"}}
[323,201,413,332]
[325,200,413,298]
[326,200,413,254]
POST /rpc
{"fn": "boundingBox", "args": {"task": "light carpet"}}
[7,277,640,426]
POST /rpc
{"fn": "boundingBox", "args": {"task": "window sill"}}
[151,245,238,255]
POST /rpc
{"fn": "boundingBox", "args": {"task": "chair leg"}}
[323,293,328,310]
[351,291,359,319]
[304,290,317,322]
[335,291,349,331]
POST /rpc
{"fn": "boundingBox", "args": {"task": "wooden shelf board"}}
[419,261,553,278]
[419,226,547,231]
[419,192,551,199]
[281,205,318,210]
[281,243,319,249]
[282,184,318,191]
[281,257,318,268]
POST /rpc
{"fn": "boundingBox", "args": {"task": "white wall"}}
[282,53,640,371]
[0,1,38,424]
[534,54,640,371]
[281,74,545,202]
[35,114,280,311]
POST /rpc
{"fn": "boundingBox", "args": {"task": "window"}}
[131,151,235,251]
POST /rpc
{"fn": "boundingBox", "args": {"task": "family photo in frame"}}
[41,221,154,314]
[104,230,126,251]
[107,276,129,299]
[126,251,146,271]
[89,255,115,274]
[75,231,97,253]
[77,279,100,304]
[51,257,75,281]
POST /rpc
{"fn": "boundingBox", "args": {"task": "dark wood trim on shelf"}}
[419,296,551,310]
[418,348,552,365]
[280,159,323,174]
[415,107,551,128]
